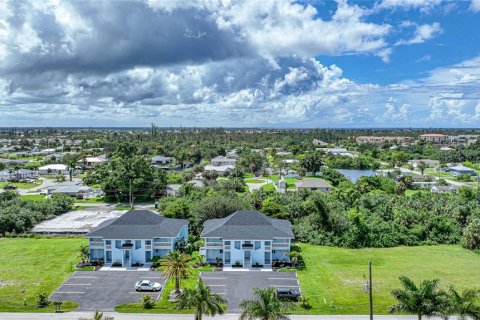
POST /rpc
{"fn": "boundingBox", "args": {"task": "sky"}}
[1,0,480,128]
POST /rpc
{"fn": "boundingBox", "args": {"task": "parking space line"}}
[62,284,92,286]
[70,276,97,279]
[269,285,300,288]
[207,284,226,287]
[201,277,227,280]
[54,291,85,294]
[268,278,298,280]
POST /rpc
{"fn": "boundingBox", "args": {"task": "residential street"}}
[0,313,461,320]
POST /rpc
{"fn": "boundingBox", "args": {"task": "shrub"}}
[141,294,155,309]
[37,291,50,307]
[462,218,480,251]
[298,295,311,309]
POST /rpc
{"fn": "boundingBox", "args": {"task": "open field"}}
[0,238,85,312]
[292,244,480,314]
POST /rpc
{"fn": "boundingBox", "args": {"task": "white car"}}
[135,280,162,292]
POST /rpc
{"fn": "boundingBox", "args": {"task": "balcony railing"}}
[145,245,152,250]
[153,243,172,248]
[105,244,112,250]
[272,243,290,248]
[224,245,231,250]
[264,246,271,251]
[242,243,254,249]
[89,241,104,247]
[205,242,223,247]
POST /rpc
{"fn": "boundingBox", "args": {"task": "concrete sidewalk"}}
[0,313,459,320]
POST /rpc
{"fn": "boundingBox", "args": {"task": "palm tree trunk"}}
[418,315,422,320]
[175,277,180,294]
[196,311,201,320]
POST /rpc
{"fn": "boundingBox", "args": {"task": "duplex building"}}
[408,159,440,168]
[86,210,188,267]
[151,156,175,166]
[0,169,36,182]
[38,164,69,175]
[200,210,294,268]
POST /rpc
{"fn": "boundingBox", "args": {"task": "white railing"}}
[272,243,290,248]
[205,242,223,247]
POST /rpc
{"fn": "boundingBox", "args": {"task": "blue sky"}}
[0,0,480,128]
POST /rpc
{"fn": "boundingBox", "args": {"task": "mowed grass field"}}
[293,244,480,314]
[0,238,85,312]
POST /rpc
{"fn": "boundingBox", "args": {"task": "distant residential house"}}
[46,181,92,197]
[420,134,447,143]
[0,169,36,182]
[38,164,69,175]
[312,139,328,147]
[431,185,459,193]
[187,179,205,188]
[80,155,108,167]
[296,178,332,192]
[226,149,239,159]
[276,151,293,157]
[204,164,235,174]
[0,158,30,166]
[408,159,440,168]
[323,147,354,158]
[44,153,64,162]
[448,165,476,176]
[210,156,237,167]
[376,168,413,178]
[166,184,182,197]
[151,156,175,166]
[200,210,294,267]
[85,210,188,267]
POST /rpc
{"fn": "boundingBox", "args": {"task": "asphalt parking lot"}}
[200,271,299,312]
[50,271,166,311]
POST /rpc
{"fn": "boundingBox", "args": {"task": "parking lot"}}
[50,271,166,311]
[200,271,299,312]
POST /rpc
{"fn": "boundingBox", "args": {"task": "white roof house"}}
[210,156,236,167]
[38,164,69,175]
[204,164,235,173]
[296,178,332,192]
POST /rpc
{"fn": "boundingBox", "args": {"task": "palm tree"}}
[160,250,192,294]
[177,278,227,320]
[440,286,480,320]
[239,287,291,320]
[389,276,445,320]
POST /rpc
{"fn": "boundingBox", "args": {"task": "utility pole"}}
[369,258,373,320]
[129,178,133,210]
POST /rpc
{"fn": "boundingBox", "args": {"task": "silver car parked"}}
[135,280,162,292]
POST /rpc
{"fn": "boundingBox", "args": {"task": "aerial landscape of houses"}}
[1,0,480,319]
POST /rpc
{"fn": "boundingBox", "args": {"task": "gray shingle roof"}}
[85,210,188,239]
[296,178,332,188]
[201,210,294,240]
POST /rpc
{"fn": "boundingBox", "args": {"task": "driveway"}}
[200,271,299,312]
[50,271,166,311]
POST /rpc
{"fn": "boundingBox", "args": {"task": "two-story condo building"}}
[200,210,294,268]
[85,210,188,267]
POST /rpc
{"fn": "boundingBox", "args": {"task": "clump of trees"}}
[0,191,74,235]
[390,276,480,320]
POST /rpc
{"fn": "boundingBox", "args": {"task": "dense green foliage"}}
[0,191,73,235]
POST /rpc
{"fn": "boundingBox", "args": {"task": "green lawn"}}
[0,238,85,312]
[292,244,480,315]
[19,194,47,201]
[244,179,266,184]
[261,183,275,191]
[115,266,214,313]
[75,197,107,204]
[242,173,254,179]
[424,169,453,178]
[0,181,41,189]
